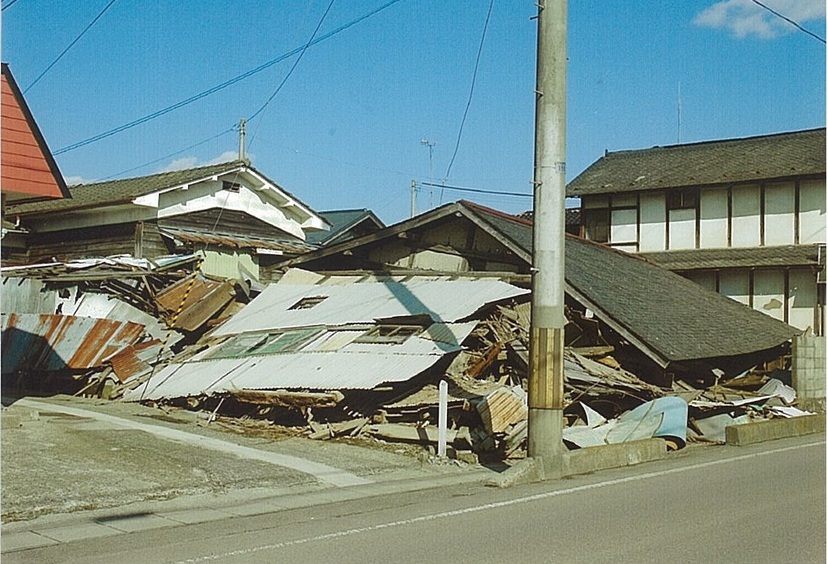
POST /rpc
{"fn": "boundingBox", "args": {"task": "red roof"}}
[1,63,70,204]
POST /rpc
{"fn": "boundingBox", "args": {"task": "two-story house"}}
[567,128,826,335]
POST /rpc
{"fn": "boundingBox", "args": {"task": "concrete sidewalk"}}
[1,394,497,552]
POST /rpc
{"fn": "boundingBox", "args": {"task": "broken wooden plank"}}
[230,389,345,409]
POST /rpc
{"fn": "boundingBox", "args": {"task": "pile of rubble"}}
[1,260,811,462]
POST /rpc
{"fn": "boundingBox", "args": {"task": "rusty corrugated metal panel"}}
[1,313,145,374]
[155,275,235,332]
[107,339,163,382]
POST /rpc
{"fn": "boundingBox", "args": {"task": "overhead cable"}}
[24,0,118,93]
[444,0,495,178]
[53,0,404,156]
[98,126,236,181]
[750,0,826,44]
[247,0,337,149]
[420,180,531,198]
[1,0,22,11]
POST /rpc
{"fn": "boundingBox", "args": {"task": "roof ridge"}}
[70,159,247,188]
[460,199,533,227]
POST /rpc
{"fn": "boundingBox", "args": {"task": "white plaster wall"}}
[610,208,637,245]
[699,188,728,248]
[753,269,786,322]
[719,270,750,305]
[731,184,761,247]
[638,192,666,251]
[764,182,795,246]
[788,268,818,333]
[159,181,306,239]
[668,209,695,249]
[799,179,826,244]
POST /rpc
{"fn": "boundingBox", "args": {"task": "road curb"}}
[486,438,669,488]
[725,414,826,446]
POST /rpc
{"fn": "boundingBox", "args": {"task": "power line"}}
[1,0,22,11]
[247,0,337,149]
[24,0,118,93]
[750,0,826,44]
[444,0,495,178]
[98,126,236,181]
[420,180,530,198]
[53,0,405,156]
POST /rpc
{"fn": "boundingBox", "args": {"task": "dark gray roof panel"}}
[460,203,799,363]
[567,128,826,196]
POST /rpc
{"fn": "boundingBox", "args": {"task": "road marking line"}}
[175,440,824,563]
[16,399,372,487]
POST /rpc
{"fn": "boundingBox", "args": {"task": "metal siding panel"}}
[214,279,527,335]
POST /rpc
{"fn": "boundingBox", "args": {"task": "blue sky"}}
[2,0,825,224]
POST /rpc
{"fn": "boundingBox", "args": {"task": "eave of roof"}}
[640,244,825,271]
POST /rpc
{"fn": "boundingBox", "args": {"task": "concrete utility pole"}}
[528,0,567,476]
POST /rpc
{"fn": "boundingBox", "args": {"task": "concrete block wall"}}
[792,335,826,413]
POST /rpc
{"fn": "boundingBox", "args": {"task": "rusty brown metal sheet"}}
[1,313,145,373]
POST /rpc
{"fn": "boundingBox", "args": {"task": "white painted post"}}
[438,379,448,458]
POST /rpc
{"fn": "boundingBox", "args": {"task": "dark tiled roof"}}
[562,237,799,364]
[445,202,798,363]
[306,209,385,245]
[8,160,248,215]
[567,128,826,196]
[641,244,824,271]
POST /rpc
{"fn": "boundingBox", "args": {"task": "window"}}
[355,325,422,344]
[289,295,328,310]
[583,209,610,243]
[204,328,322,359]
[222,181,241,192]
[667,188,698,210]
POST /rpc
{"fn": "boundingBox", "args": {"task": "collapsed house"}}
[0,199,810,459]
[125,269,529,416]
[0,254,247,396]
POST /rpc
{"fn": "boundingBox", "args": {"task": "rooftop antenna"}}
[238,118,247,161]
[677,82,682,144]
[420,139,436,207]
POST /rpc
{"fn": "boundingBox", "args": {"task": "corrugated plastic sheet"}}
[1,313,146,373]
[214,277,528,335]
[125,322,476,400]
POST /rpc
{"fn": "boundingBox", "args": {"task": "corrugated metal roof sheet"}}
[125,322,476,399]
[1,313,146,373]
[215,277,528,335]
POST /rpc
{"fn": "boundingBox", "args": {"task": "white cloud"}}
[693,0,826,39]
[155,151,250,173]
[64,175,91,186]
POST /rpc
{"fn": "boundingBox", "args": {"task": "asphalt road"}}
[5,433,824,564]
